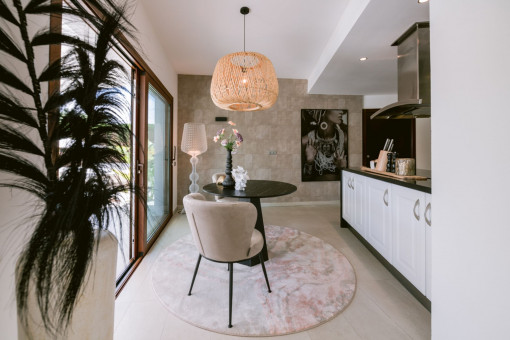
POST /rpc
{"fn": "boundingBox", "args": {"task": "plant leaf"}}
[0,92,38,127]
[0,27,26,62]
[42,90,73,115]
[24,0,48,12]
[0,180,46,199]
[24,3,97,26]
[31,32,94,52]
[0,0,20,26]
[0,64,33,95]
[38,56,77,83]
[0,152,48,190]
[0,124,44,156]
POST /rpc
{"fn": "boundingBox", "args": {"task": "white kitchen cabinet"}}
[342,171,354,226]
[341,170,431,303]
[365,177,393,262]
[392,185,427,294]
[425,193,432,299]
[352,174,365,237]
[342,171,365,237]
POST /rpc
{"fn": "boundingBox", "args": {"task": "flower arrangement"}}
[213,121,244,153]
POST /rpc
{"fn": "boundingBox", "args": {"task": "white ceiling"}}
[309,0,430,95]
[141,0,429,96]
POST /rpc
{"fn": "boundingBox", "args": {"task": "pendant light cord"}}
[243,13,246,52]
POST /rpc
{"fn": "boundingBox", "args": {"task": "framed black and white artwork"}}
[301,109,348,182]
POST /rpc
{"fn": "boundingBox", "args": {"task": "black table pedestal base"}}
[239,197,268,267]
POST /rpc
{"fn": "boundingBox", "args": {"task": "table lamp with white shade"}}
[181,123,207,195]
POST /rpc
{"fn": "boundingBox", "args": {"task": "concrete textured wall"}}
[177,75,362,204]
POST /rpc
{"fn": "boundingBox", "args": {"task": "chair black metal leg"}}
[228,262,233,328]
[188,254,202,296]
[259,253,271,293]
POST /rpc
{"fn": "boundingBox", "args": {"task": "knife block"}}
[375,150,389,172]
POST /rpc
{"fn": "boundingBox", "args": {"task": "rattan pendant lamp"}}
[211,7,278,111]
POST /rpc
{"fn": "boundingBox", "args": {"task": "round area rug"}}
[151,225,356,337]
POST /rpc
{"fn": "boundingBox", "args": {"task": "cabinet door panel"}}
[342,172,353,225]
[352,174,365,237]
[425,193,432,298]
[392,185,426,294]
[365,177,392,261]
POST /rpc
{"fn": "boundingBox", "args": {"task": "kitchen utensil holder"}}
[375,150,389,172]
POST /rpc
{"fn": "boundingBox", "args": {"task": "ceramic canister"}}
[395,158,416,176]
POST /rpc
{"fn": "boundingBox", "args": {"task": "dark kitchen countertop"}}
[343,167,431,194]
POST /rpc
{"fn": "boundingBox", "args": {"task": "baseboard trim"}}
[261,200,340,207]
[341,218,431,312]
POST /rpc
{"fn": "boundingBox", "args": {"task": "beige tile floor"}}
[114,205,431,340]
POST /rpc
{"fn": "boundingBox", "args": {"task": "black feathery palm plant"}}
[0,0,140,335]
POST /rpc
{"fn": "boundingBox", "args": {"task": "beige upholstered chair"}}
[183,193,271,328]
[211,172,237,202]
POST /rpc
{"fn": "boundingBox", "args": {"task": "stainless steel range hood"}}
[371,22,430,119]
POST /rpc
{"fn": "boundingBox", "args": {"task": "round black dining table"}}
[202,180,297,266]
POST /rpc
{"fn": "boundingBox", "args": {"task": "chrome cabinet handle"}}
[425,202,431,226]
[414,199,421,221]
[383,189,389,206]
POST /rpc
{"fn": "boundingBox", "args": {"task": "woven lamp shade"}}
[181,123,207,156]
[210,51,279,111]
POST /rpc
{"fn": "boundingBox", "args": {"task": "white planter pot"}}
[17,230,118,340]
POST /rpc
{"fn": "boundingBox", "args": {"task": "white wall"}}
[363,94,431,170]
[0,3,178,339]
[430,1,510,339]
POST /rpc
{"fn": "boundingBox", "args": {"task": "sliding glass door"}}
[146,85,171,241]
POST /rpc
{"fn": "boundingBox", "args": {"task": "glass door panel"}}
[146,85,171,240]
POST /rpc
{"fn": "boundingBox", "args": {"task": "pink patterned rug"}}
[151,225,356,336]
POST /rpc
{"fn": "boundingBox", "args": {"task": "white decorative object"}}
[232,166,249,191]
[181,123,208,194]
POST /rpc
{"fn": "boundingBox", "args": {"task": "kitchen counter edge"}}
[342,168,431,194]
